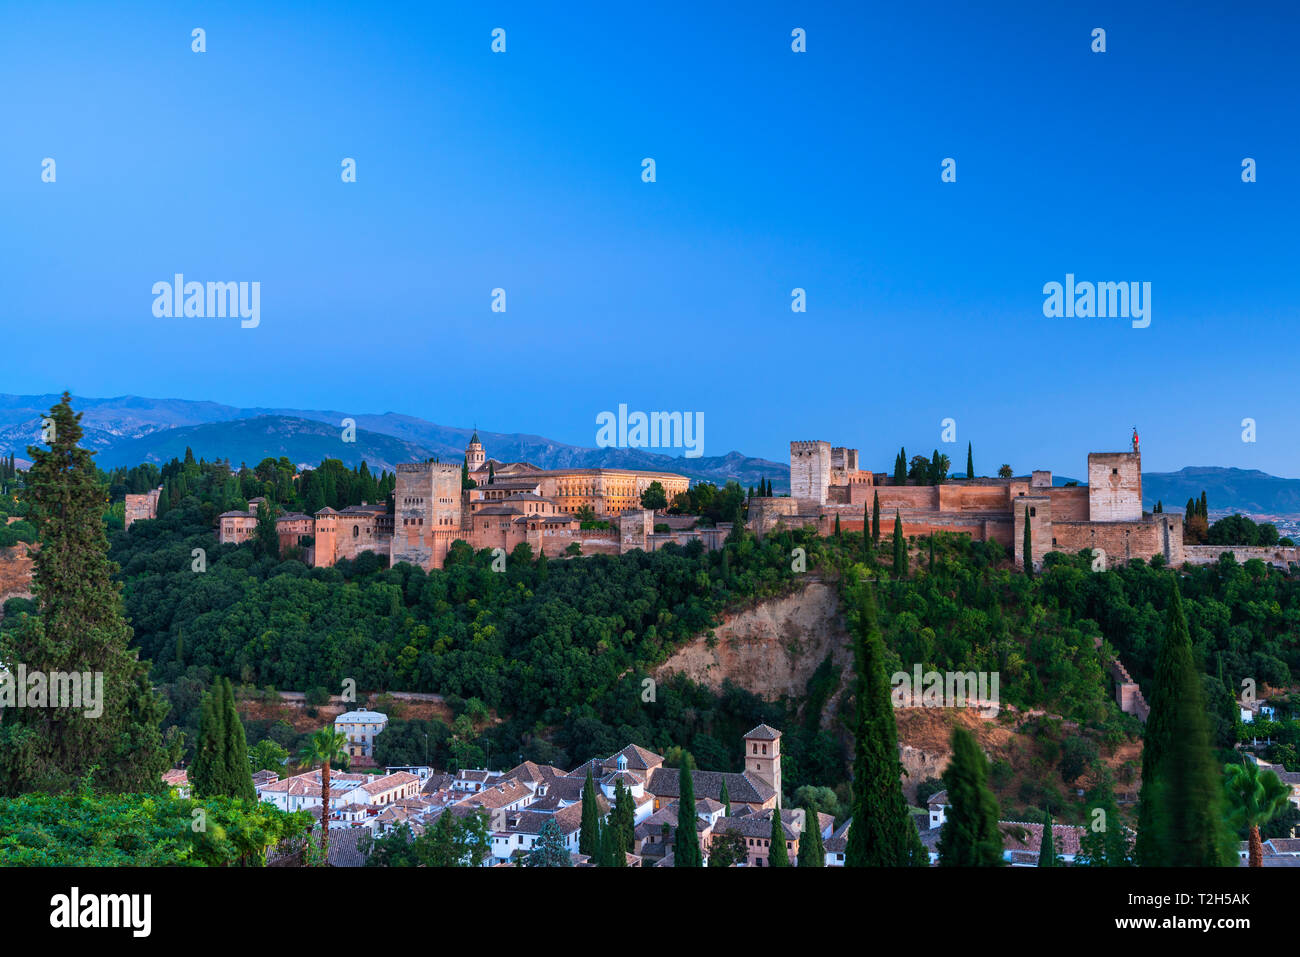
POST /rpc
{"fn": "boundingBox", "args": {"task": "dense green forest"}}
[4,447,1298,818]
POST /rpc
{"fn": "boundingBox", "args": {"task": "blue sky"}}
[3,1,1298,476]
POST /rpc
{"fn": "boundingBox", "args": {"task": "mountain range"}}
[0,394,788,491]
[4,395,1300,517]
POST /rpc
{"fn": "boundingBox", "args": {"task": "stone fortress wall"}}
[751,431,1183,570]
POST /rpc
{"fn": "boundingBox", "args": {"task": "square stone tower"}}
[391,462,462,568]
[743,724,782,800]
[1087,451,1142,522]
[790,440,831,505]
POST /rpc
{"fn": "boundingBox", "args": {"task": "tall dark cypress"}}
[872,490,881,543]
[892,511,907,577]
[1038,808,1057,867]
[220,678,256,801]
[1134,577,1233,866]
[768,811,791,866]
[937,726,1004,866]
[0,393,169,795]
[579,768,601,857]
[834,514,842,541]
[862,501,873,561]
[674,770,702,866]
[798,806,825,866]
[844,586,926,866]
[966,441,974,480]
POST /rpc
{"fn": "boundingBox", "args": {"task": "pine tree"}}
[0,393,170,795]
[1038,808,1057,867]
[674,770,702,866]
[937,726,1004,866]
[872,491,881,543]
[1134,577,1233,866]
[527,818,572,867]
[798,805,825,866]
[845,585,927,866]
[966,441,974,480]
[768,811,791,866]
[892,511,907,577]
[1023,506,1033,576]
[579,768,601,857]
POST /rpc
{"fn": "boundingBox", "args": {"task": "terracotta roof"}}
[743,724,783,741]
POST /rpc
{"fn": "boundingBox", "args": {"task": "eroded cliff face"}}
[651,579,1130,805]
[655,582,853,706]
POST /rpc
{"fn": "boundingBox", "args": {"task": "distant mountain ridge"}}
[0,394,789,490]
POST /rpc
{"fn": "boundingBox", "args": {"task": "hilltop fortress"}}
[749,432,1184,569]
[219,433,699,570]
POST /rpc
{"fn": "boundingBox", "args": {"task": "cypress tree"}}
[1078,771,1131,866]
[768,811,791,866]
[579,768,601,857]
[1134,577,1234,866]
[220,678,256,801]
[937,726,1004,866]
[191,681,227,798]
[1038,808,1057,867]
[1023,506,1033,576]
[892,511,907,577]
[798,805,825,866]
[612,778,635,853]
[719,778,731,816]
[862,501,873,562]
[893,448,908,486]
[966,441,974,480]
[0,393,169,795]
[1199,491,1208,518]
[674,770,702,866]
[834,514,842,541]
[872,491,881,543]
[844,585,927,866]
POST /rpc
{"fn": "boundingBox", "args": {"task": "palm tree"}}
[298,726,349,865]
[1224,760,1291,867]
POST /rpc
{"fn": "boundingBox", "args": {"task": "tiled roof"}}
[999,820,1087,857]
[327,828,369,867]
[927,789,948,807]
[459,780,533,810]
[743,723,782,741]
[647,767,775,806]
